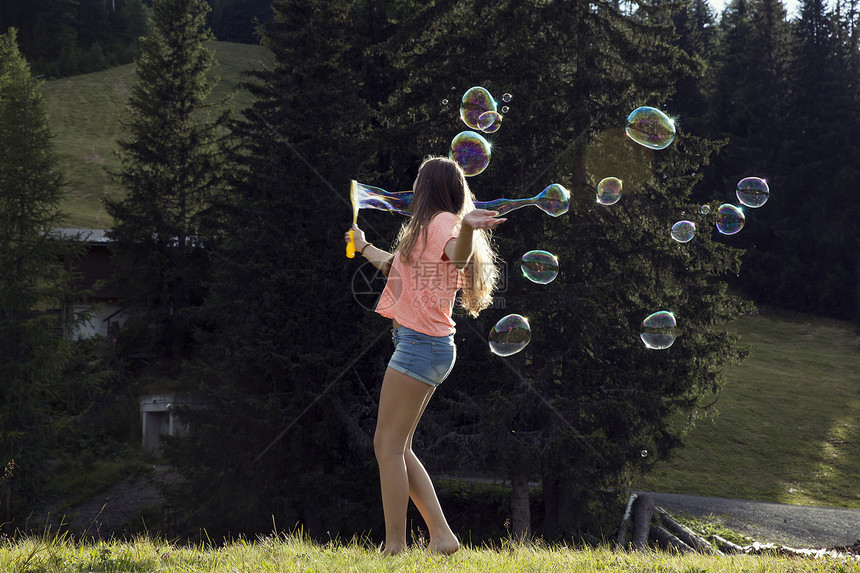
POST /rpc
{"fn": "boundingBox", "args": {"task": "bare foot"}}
[428,536,460,555]
[380,543,406,556]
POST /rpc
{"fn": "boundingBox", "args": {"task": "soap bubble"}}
[478,110,502,133]
[640,310,676,350]
[441,98,449,106]
[625,106,676,150]
[521,250,559,284]
[460,86,497,130]
[489,314,531,356]
[450,131,491,177]
[502,93,512,102]
[640,449,649,458]
[596,177,622,206]
[716,204,745,235]
[700,204,711,215]
[500,105,509,114]
[736,177,769,208]
[670,220,696,243]
[475,183,569,217]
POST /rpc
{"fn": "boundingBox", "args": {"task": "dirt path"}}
[639,490,860,549]
[34,466,179,538]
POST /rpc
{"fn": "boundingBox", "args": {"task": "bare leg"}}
[374,367,435,554]
[374,368,459,555]
[405,451,460,553]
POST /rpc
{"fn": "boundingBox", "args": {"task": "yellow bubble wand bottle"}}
[346,180,358,258]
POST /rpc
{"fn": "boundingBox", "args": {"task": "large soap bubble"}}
[596,177,622,206]
[520,250,559,284]
[736,177,769,208]
[670,220,696,243]
[640,311,677,350]
[625,106,676,150]
[716,204,745,235]
[489,314,531,356]
[460,86,497,130]
[450,131,491,177]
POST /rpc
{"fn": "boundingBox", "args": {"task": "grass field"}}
[635,309,860,510]
[42,41,270,229]
[1,532,857,573]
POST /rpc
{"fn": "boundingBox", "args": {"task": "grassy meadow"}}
[42,41,271,229]
[1,532,858,573]
[635,309,860,510]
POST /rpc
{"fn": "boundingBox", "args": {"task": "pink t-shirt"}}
[376,211,463,336]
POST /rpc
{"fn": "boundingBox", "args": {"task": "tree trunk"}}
[631,493,655,550]
[650,525,695,553]
[616,493,637,548]
[656,507,723,555]
[510,472,531,541]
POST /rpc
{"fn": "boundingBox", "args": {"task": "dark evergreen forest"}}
[0,0,858,545]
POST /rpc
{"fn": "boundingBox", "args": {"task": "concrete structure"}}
[140,393,205,457]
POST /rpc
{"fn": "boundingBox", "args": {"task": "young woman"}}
[345,156,505,555]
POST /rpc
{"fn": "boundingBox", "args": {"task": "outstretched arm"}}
[444,209,506,269]
[346,224,394,275]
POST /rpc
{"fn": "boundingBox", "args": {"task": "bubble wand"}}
[346,180,358,258]
[346,181,415,258]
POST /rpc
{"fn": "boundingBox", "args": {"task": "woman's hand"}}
[462,209,506,230]
[345,224,368,251]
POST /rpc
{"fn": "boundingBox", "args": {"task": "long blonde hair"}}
[394,156,500,318]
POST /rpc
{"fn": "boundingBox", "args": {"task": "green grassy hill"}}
[635,309,860,509]
[42,41,271,229]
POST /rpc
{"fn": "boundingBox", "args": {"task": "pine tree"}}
[0,28,88,524]
[161,0,382,537]
[104,0,230,363]
[374,0,751,540]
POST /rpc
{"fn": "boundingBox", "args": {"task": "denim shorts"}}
[388,326,456,387]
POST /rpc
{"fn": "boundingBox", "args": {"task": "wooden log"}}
[616,493,638,548]
[710,534,745,554]
[655,507,724,555]
[631,494,655,550]
[650,525,695,554]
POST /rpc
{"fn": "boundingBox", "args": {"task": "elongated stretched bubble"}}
[351,181,413,216]
[475,184,570,217]
[351,181,569,219]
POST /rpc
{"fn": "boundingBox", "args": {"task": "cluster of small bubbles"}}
[596,177,623,206]
[716,203,745,235]
[670,220,696,243]
[736,177,769,208]
[502,93,513,102]
[700,204,711,215]
[521,250,559,284]
[478,110,502,133]
[640,310,677,350]
[625,106,676,150]
[460,86,497,130]
[449,131,491,177]
[489,314,531,356]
